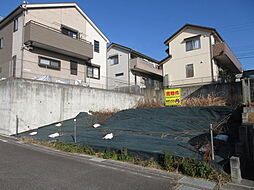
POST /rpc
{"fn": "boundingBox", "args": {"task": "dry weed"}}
[91,109,119,124]
[182,94,226,107]
[134,99,164,109]
[248,112,254,123]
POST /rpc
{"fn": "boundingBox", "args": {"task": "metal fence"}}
[242,78,254,106]
[250,79,254,103]
[0,59,162,95]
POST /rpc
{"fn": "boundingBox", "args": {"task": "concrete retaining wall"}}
[181,82,242,102]
[146,82,242,105]
[0,78,143,135]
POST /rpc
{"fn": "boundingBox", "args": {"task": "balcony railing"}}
[130,57,162,76]
[212,42,242,73]
[24,20,93,60]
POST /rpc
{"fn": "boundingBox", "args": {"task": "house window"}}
[115,73,124,77]
[186,64,194,78]
[14,18,18,32]
[70,61,78,75]
[109,55,119,65]
[87,65,100,79]
[94,40,99,53]
[0,38,3,49]
[61,26,78,39]
[39,57,61,70]
[186,38,200,51]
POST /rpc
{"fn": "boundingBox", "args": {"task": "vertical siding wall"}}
[0,78,143,135]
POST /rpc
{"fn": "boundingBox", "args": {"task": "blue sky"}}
[1,0,254,70]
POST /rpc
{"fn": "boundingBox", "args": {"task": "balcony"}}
[24,21,93,60]
[130,57,162,77]
[212,42,242,73]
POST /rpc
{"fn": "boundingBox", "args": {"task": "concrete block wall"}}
[236,124,254,178]
[181,82,242,104]
[155,82,242,105]
[0,78,144,135]
[242,107,254,124]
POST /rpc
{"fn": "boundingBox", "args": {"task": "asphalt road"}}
[0,136,177,190]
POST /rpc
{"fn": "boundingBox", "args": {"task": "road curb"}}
[177,176,218,190]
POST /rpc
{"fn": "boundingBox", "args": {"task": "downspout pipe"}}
[20,5,27,78]
[209,33,214,82]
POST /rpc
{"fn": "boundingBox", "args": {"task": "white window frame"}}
[87,65,100,79]
[70,61,78,75]
[186,38,201,51]
[94,40,100,53]
[61,27,78,39]
[186,64,194,78]
[109,55,119,65]
[39,57,61,70]
[14,18,18,32]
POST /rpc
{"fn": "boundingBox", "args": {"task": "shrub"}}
[196,161,215,178]
[163,151,175,171]
[102,150,118,160]
[178,159,197,177]
[163,151,219,180]
[118,148,132,161]
[102,148,133,161]
[53,141,95,155]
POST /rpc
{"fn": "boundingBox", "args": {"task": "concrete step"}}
[221,179,254,190]
[243,107,254,113]
[177,176,218,190]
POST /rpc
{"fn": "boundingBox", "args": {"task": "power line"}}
[217,19,254,29]
[237,56,254,59]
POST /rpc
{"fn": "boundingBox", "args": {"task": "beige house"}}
[0,3,110,88]
[107,43,162,91]
[161,24,242,88]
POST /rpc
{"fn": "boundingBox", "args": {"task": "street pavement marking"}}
[16,141,24,144]
[0,139,7,143]
[90,157,106,162]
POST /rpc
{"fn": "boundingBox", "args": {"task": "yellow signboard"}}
[164,88,181,106]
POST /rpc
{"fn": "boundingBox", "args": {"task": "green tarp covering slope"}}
[19,106,235,161]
